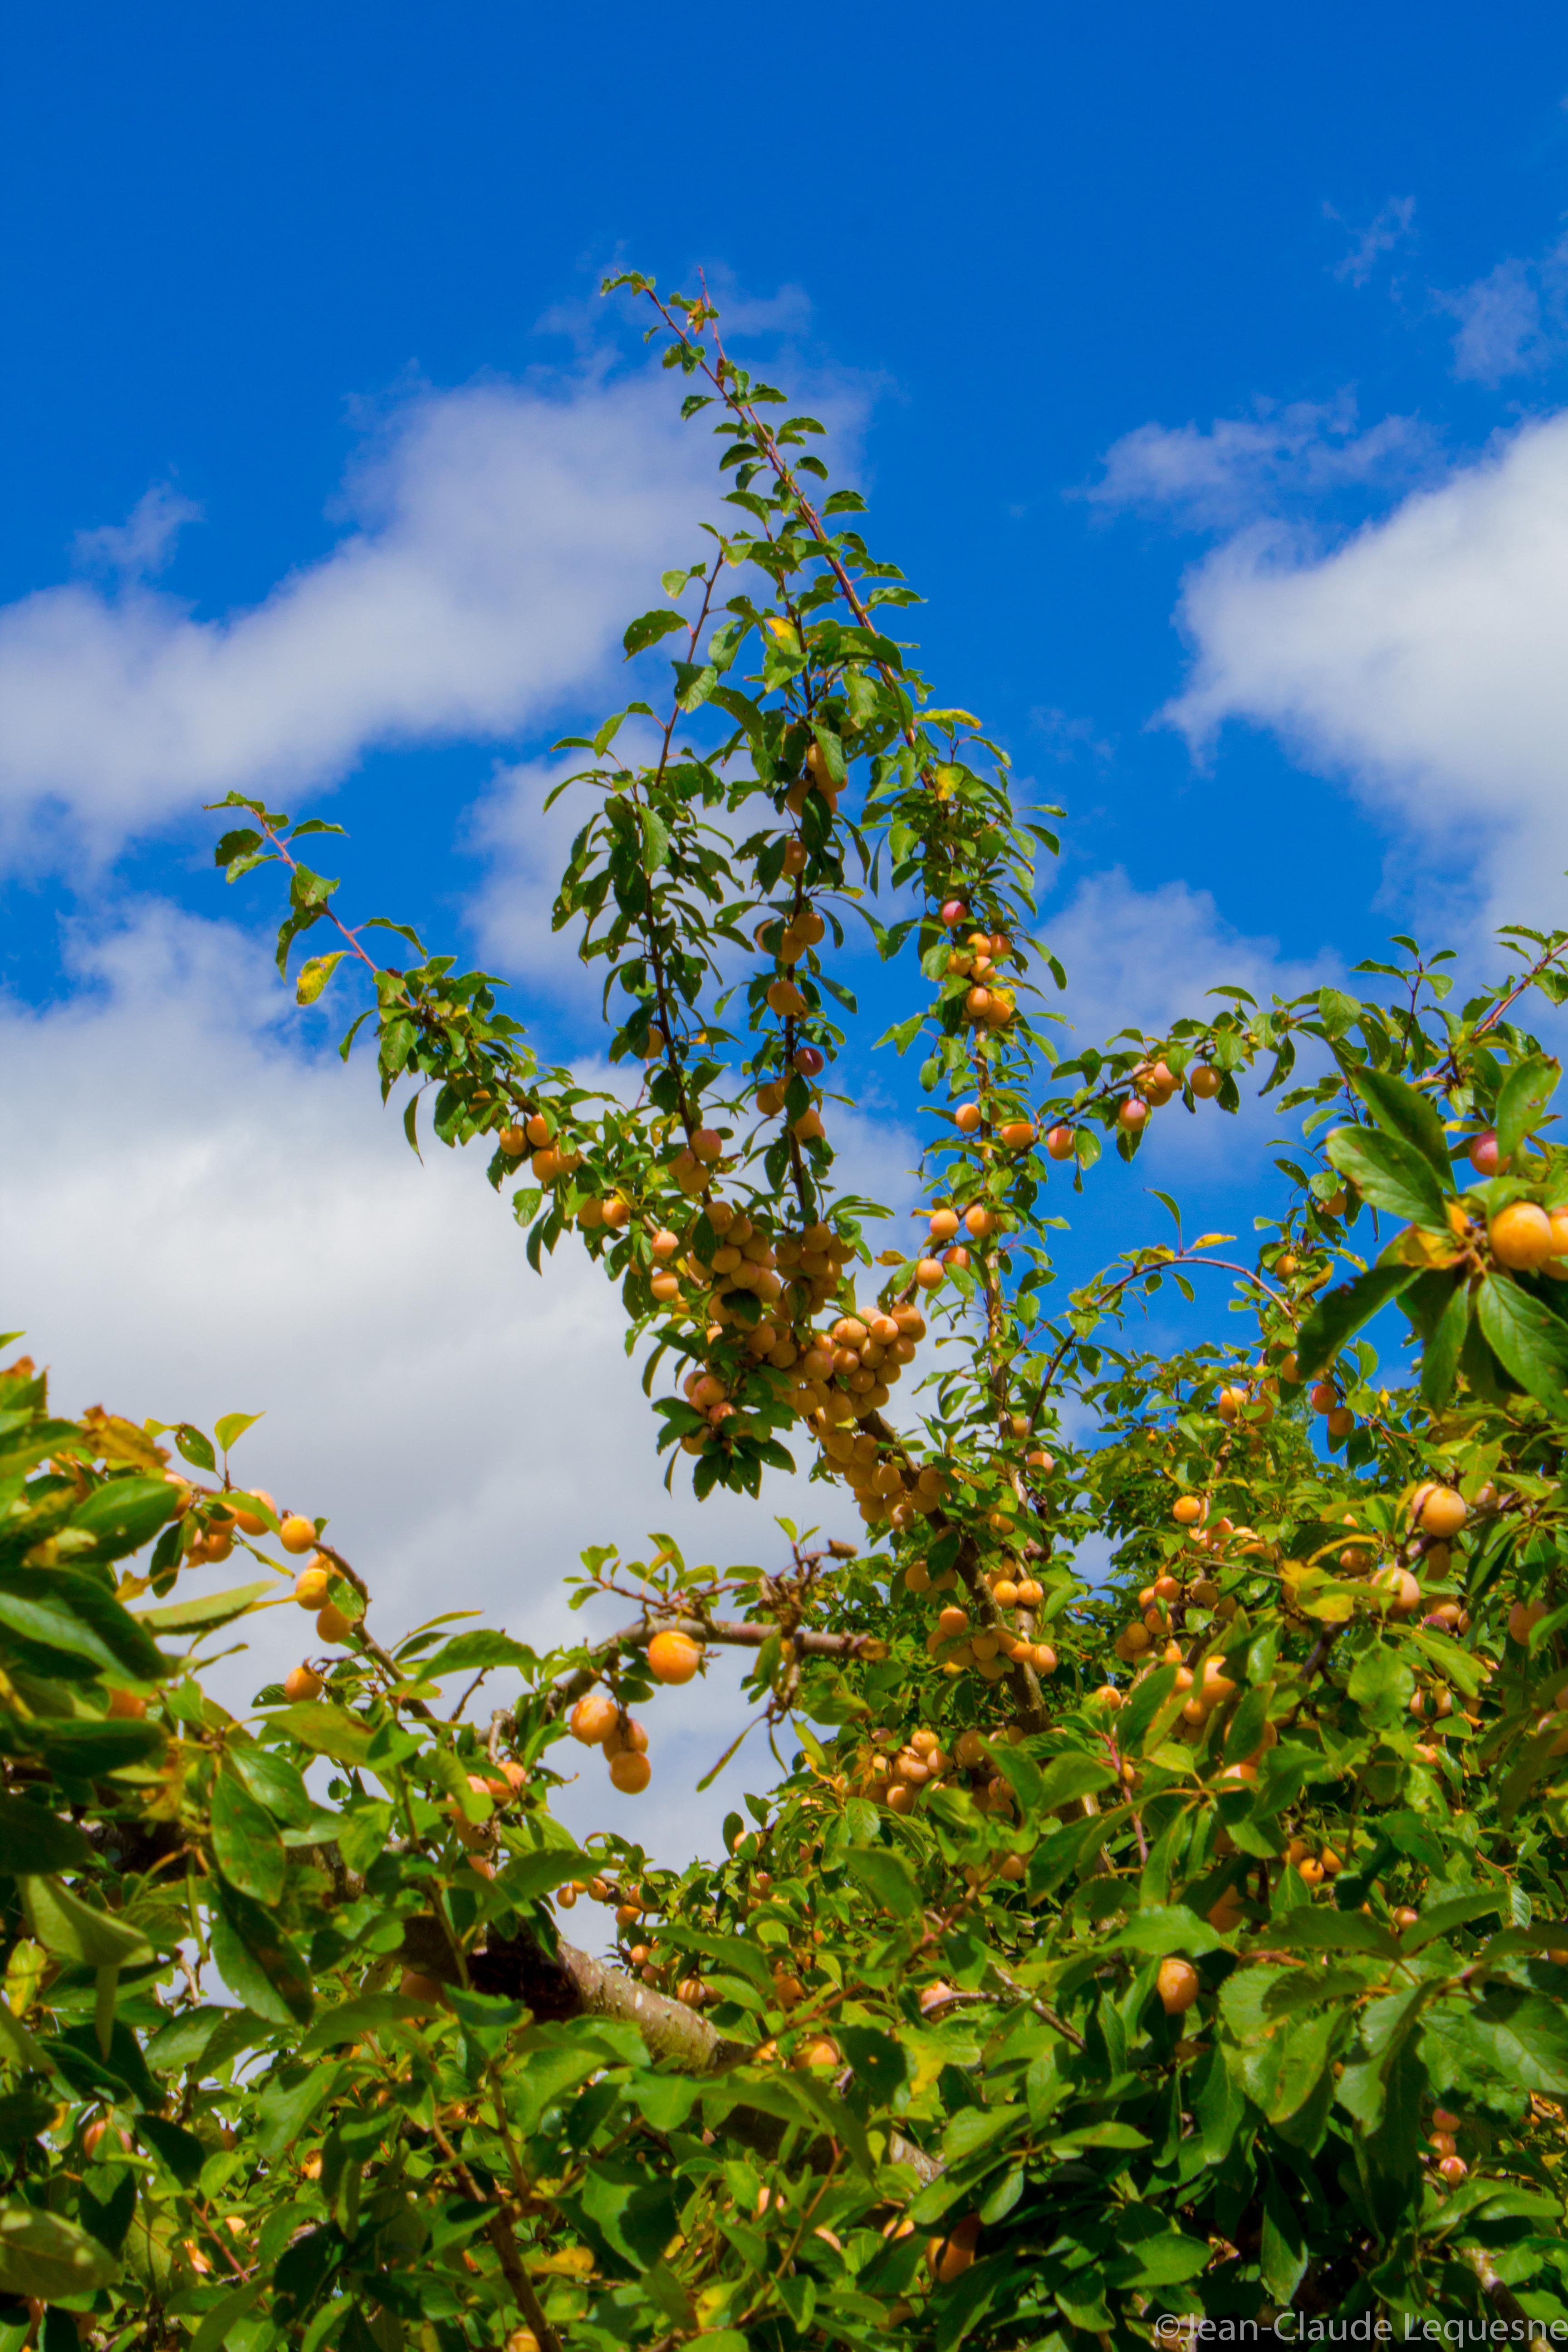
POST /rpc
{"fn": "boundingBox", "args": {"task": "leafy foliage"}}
[10,276,1568,2348]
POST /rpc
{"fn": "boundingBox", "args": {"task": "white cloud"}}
[0,903,872,1860]
[1435,237,1568,386]
[1040,867,1333,1048]
[1087,397,1434,532]
[466,744,658,1000]
[1164,408,1568,919]
[0,371,720,868]
[1327,195,1417,288]
[73,484,201,581]
[1441,257,1547,385]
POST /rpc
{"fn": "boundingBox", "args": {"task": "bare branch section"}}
[543,1613,888,1713]
[402,1916,942,2182]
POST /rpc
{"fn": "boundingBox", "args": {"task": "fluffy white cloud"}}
[1165,409,1568,918]
[1436,239,1568,386]
[0,372,720,867]
[466,745,655,1001]
[73,484,201,581]
[1087,397,1433,532]
[1442,258,1548,385]
[1040,866,1333,1049]
[0,904,873,1858]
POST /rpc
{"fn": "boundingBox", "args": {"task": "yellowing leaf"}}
[296,951,347,1006]
[80,1408,169,1474]
[1300,1590,1357,1623]
[1398,1225,1462,1269]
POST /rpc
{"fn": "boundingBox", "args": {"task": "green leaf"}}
[1295,1264,1417,1382]
[134,2112,206,2189]
[940,2106,1023,2162]
[258,1703,377,1765]
[0,1796,92,1876]
[1400,1894,1502,1951]
[1421,1278,1471,1407]
[0,2201,120,2298]
[189,2283,265,2352]
[836,2024,907,2099]
[210,1885,313,2025]
[672,661,718,713]
[0,1567,165,1684]
[1109,1906,1225,1958]
[1422,1989,1568,2099]
[1031,1754,1119,1811]
[0,1995,51,2078]
[1352,1067,1453,1183]
[211,1763,288,1905]
[135,1580,277,1636]
[214,1411,263,1455]
[1257,1909,1401,1960]
[931,2256,1008,2352]
[1230,2009,1338,2123]
[28,1720,165,1779]
[1315,987,1360,1040]
[845,1844,921,1918]
[65,1477,181,1564]
[421,1629,536,1679]
[622,609,687,658]
[18,1878,152,1969]
[579,2165,680,2272]
[0,2090,54,2151]
[984,1741,1043,1812]
[298,1995,435,2053]
[640,808,670,875]
[1104,2231,1212,2287]
[1478,1273,1568,1416]
[228,1745,314,1828]
[1325,1125,1450,1232]
[1496,1053,1560,1166]
[142,2004,238,2074]
[255,2063,344,2160]
[495,1848,594,1905]
[1347,1642,1415,1721]
[174,1426,217,1474]
[1259,2168,1308,2305]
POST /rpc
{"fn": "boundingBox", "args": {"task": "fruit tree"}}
[9,274,1568,2347]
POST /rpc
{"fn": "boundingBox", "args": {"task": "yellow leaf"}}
[79,1408,169,1474]
[1398,1225,1461,1269]
[1191,1233,1236,1250]
[296,951,347,1007]
[1301,1592,1357,1623]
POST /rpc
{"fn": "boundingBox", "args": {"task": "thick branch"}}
[404,1915,940,2182]
[546,1613,887,1712]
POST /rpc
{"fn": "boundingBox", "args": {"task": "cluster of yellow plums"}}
[565,1627,705,1794]
[857,1717,1024,1818]
[1103,1053,1224,1141]
[158,1480,361,1705]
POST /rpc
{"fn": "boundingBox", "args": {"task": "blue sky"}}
[7,0,1568,988]
[5,4,1568,1832]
